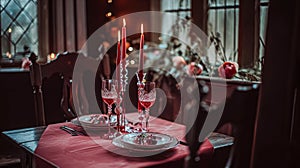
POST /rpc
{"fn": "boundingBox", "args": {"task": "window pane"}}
[209,0,239,7]
[1,11,13,31]
[14,0,30,8]
[0,0,38,57]
[161,0,191,11]
[6,1,21,18]
[160,0,191,44]
[16,12,31,29]
[208,0,268,67]
[24,1,37,19]
[260,0,269,3]
[259,5,269,68]
[208,0,239,62]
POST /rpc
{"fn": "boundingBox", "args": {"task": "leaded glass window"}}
[0,0,38,58]
[208,0,269,64]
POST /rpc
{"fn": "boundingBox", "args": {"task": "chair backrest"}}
[182,77,260,168]
[219,83,260,168]
[182,77,210,168]
[29,52,105,125]
[199,79,260,168]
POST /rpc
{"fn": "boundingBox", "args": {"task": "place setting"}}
[69,21,179,156]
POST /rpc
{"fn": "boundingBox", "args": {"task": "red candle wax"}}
[138,24,144,80]
[116,30,121,91]
[121,19,127,71]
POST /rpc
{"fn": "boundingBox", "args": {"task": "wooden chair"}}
[182,77,260,168]
[217,83,260,168]
[182,77,210,168]
[29,52,105,125]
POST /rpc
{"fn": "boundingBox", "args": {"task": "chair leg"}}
[21,153,32,168]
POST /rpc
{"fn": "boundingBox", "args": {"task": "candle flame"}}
[141,24,143,34]
[6,52,12,58]
[8,28,12,33]
[118,30,120,42]
[50,53,56,59]
[123,18,126,27]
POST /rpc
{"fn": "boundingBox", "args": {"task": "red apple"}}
[186,62,203,76]
[218,61,239,79]
[21,57,32,70]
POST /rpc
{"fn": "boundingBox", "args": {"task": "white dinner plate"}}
[71,114,109,131]
[112,134,179,154]
[71,114,129,131]
[121,132,173,149]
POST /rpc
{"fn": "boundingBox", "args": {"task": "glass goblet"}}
[136,72,146,131]
[101,79,118,139]
[138,81,156,132]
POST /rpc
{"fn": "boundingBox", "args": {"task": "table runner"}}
[34,114,214,168]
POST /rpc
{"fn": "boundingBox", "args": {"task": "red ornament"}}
[218,61,239,79]
[21,57,32,70]
[186,62,203,76]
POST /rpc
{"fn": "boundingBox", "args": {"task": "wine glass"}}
[136,72,146,131]
[101,79,118,139]
[138,81,156,132]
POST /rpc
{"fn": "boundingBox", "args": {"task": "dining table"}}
[1,113,233,168]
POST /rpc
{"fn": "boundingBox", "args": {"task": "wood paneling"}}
[55,0,65,53]
[238,0,260,68]
[38,0,50,62]
[192,0,208,34]
[65,0,76,51]
[76,0,87,50]
[251,0,300,167]
[39,0,87,57]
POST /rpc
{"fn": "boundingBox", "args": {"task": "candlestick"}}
[138,24,144,81]
[120,18,128,132]
[115,30,122,133]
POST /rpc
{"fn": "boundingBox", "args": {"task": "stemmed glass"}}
[136,72,146,131]
[138,81,156,132]
[101,79,118,139]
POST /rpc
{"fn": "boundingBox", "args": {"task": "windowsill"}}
[195,75,261,85]
[0,68,28,73]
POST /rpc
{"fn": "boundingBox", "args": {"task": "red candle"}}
[121,19,127,71]
[138,24,144,79]
[116,30,121,91]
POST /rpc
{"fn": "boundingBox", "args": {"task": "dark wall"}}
[86,0,151,37]
[251,0,300,167]
[0,70,35,131]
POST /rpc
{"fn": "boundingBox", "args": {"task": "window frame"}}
[192,0,269,69]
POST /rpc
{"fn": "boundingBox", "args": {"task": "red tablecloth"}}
[34,114,214,168]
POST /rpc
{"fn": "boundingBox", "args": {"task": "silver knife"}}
[61,125,86,136]
[60,126,78,136]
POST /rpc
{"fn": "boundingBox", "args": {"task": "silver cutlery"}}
[60,126,78,136]
[60,125,87,136]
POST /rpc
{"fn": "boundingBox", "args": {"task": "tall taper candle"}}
[116,30,121,91]
[121,19,127,71]
[138,24,144,81]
